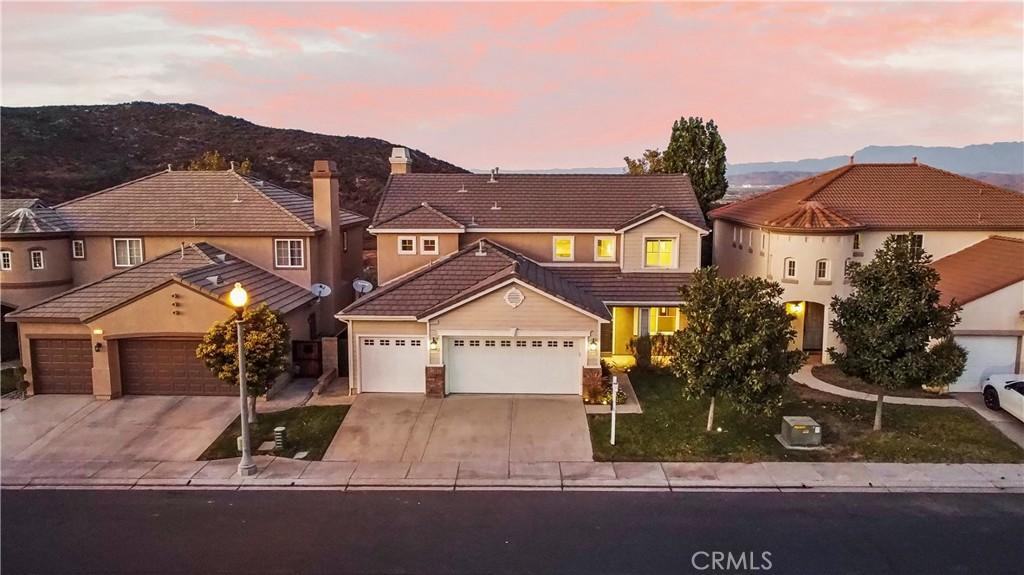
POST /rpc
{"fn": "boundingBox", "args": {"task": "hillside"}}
[0,102,467,214]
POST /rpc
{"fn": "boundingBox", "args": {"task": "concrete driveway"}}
[324,394,593,463]
[1,395,236,462]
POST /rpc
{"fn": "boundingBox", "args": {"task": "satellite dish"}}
[353,279,374,296]
[311,283,332,298]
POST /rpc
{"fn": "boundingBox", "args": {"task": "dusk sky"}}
[2,1,1022,169]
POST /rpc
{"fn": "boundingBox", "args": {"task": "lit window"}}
[274,239,304,268]
[815,259,830,281]
[644,238,675,268]
[398,236,416,255]
[0,251,11,271]
[113,238,144,267]
[71,239,85,259]
[784,258,797,279]
[595,237,616,261]
[553,236,574,261]
[852,233,861,251]
[652,307,677,334]
[30,250,44,270]
[420,236,439,255]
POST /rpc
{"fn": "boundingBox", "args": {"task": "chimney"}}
[849,155,855,165]
[310,160,343,335]
[389,147,411,175]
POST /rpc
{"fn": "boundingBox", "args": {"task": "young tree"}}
[829,234,966,430]
[186,150,253,174]
[663,117,728,214]
[196,303,290,422]
[623,149,666,175]
[670,267,804,431]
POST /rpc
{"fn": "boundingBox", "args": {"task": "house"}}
[3,161,368,398]
[337,148,707,397]
[709,160,1024,392]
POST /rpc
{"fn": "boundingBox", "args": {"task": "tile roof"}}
[932,236,1024,306]
[373,173,706,231]
[7,242,314,322]
[764,201,863,231]
[55,170,367,234]
[372,202,465,230]
[551,268,693,304]
[339,240,611,320]
[1,198,71,235]
[710,163,1024,232]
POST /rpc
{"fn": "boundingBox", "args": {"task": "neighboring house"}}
[337,148,707,397]
[709,160,1024,392]
[3,161,368,398]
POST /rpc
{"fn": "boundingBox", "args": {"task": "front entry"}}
[444,336,582,394]
[802,302,825,352]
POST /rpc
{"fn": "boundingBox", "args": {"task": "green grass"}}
[200,405,349,461]
[589,370,1024,463]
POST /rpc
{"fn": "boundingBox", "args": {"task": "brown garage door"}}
[120,339,234,396]
[30,339,93,394]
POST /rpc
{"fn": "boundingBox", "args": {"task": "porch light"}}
[229,282,249,310]
[588,337,598,351]
[786,302,803,315]
[429,337,438,351]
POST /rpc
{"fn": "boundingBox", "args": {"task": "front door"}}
[803,302,824,351]
[292,340,323,377]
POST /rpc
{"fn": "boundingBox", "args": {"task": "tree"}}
[828,233,965,430]
[669,267,804,431]
[186,150,253,174]
[663,117,728,214]
[623,149,666,175]
[195,303,290,421]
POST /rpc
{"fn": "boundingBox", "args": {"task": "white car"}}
[982,374,1024,423]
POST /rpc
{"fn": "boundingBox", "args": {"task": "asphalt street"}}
[2,489,1022,574]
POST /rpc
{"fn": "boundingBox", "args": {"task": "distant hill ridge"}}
[0,102,467,214]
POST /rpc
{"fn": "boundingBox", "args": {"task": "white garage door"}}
[358,337,427,393]
[953,335,1020,392]
[445,336,583,394]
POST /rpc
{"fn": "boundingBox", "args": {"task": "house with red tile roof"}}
[709,160,1024,392]
[337,148,708,396]
[3,161,368,398]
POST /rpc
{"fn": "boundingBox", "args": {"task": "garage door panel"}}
[953,335,1020,393]
[31,339,93,394]
[359,337,426,393]
[120,339,234,396]
[445,337,581,395]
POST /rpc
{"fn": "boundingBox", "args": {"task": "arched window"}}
[783,257,797,279]
[815,259,830,281]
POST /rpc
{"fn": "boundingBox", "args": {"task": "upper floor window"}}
[552,236,574,261]
[397,236,416,255]
[113,238,144,267]
[71,239,86,259]
[908,233,923,257]
[783,257,797,279]
[420,236,439,255]
[274,239,304,268]
[30,250,45,270]
[761,232,767,252]
[844,258,853,281]
[815,259,830,281]
[852,233,861,251]
[0,251,11,271]
[594,236,616,261]
[644,237,676,268]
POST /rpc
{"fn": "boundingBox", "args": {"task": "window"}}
[274,239,304,268]
[653,307,678,334]
[469,339,480,347]
[761,232,767,253]
[71,239,85,259]
[0,251,11,271]
[594,236,616,261]
[732,226,738,245]
[852,233,861,251]
[844,258,853,280]
[783,258,797,279]
[562,340,574,348]
[397,235,416,255]
[500,340,511,348]
[531,340,543,348]
[737,228,743,249]
[410,340,422,347]
[363,339,374,346]
[552,236,574,261]
[909,233,923,257]
[420,236,439,255]
[395,339,406,346]
[379,339,390,346]
[547,340,558,348]
[113,238,143,267]
[30,250,44,270]
[515,340,526,348]
[454,339,465,347]
[485,340,496,347]
[815,259,830,281]
[644,237,676,268]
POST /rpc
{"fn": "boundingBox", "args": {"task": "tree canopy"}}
[186,150,253,174]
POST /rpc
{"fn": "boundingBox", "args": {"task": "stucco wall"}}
[16,322,92,396]
[956,281,1024,333]
[460,232,620,265]
[0,236,75,307]
[621,215,702,272]
[375,232,461,284]
[858,230,1024,262]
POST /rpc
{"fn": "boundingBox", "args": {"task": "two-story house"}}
[3,161,367,398]
[709,160,1024,391]
[337,148,707,397]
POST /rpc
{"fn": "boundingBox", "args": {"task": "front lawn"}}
[200,405,348,461]
[812,364,949,399]
[588,370,1024,463]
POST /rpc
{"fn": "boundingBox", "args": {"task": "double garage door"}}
[120,339,234,396]
[953,335,1022,392]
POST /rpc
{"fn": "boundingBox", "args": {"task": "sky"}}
[2,1,1022,169]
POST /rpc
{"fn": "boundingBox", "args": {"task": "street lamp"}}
[229,282,258,477]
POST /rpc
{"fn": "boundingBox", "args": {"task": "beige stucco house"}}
[3,161,367,398]
[709,160,1024,392]
[337,148,707,397]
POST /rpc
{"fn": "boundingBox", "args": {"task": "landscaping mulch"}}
[812,364,950,399]
[200,405,348,461]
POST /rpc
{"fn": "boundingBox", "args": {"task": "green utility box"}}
[781,416,822,447]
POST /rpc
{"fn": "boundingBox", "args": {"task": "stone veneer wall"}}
[425,366,445,397]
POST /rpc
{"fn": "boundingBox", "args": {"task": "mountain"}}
[0,102,467,214]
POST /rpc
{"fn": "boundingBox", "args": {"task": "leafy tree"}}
[196,303,290,421]
[186,150,253,174]
[670,267,804,431]
[663,117,728,214]
[623,149,666,175]
[829,234,965,430]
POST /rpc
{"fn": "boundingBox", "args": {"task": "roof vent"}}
[216,253,228,263]
[457,183,468,193]
[490,201,502,211]
[232,189,242,203]
[475,240,487,256]
[467,215,478,227]
[167,164,173,172]
[206,275,222,287]
[912,156,918,165]
[230,161,236,172]
[192,217,200,228]
[488,168,498,183]
[849,154,855,165]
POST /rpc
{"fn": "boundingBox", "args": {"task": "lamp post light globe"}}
[230,282,257,477]
[229,282,248,310]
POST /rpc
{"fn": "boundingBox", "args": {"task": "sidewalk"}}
[3,457,1021,492]
[792,364,962,407]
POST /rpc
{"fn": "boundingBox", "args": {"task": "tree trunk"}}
[873,392,884,431]
[706,395,716,432]
[249,392,258,424]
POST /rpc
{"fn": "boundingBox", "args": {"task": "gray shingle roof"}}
[372,202,465,230]
[550,268,692,304]
[7,242,314,322]
[1,198,71,235]
[373,173,706,230]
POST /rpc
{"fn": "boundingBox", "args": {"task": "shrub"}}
[927,338,968,391]
[628,335,653,370]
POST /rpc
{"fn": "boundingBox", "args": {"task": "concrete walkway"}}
[792,365,962,407]
[2,457,1021,492]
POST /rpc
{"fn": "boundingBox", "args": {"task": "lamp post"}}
[229,282,257,477]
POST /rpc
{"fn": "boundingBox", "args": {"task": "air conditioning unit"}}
[781,416,822,447]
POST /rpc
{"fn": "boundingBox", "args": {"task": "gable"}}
[429,281,604,331]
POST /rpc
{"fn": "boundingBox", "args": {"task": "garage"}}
[358,336,427,393]
[29,338,93,394]
[952,335,1022,392]
[120,339,234,396]
[444,336,583,395]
